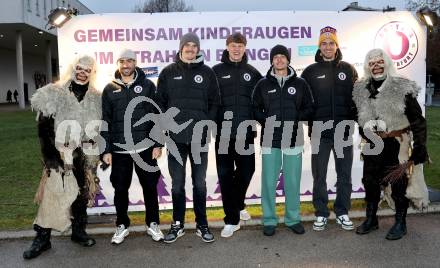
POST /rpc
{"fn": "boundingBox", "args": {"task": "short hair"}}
[226,33,247,46]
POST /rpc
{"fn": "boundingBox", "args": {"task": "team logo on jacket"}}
[375,21,418,69]
[243,73,251,81]
[134,85,143,93]
[338,72,346,81]
[287,87,296,95]
[194,75,203,83]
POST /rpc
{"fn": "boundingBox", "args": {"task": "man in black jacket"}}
[252,45,314,236]
[101,49,163,245]
[301,26,358,232]
[156,33,220,243]
[212,33,262,238]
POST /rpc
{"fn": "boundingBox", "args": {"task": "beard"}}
[120,68,135,77]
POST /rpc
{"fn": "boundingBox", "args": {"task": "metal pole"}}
[16,30,25,109]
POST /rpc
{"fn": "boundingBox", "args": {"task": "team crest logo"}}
[194,75,203,83]
[374,21,418,69]
[134,85,143,93]
[338,72,346,81]
[243,73,251,81]
[287,87,296,95]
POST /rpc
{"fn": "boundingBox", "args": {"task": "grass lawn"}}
[0,108,439,230]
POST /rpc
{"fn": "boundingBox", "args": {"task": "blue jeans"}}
[168,143,208,226]
[311,137,353,217]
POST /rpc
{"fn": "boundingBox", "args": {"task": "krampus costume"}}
[24,55,102,259]
[352,48,429,240]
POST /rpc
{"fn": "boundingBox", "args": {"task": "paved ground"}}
[1,213,439,268]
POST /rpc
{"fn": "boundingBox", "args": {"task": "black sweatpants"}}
[215,138,255,225]
[110,148,161,227]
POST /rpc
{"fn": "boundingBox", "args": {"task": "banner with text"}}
[57,11,426,214]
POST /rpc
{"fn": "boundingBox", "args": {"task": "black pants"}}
[70,148,90,224]
[362,138,409,210]
[168,143,208,226]
[312,137,353,217]
[110,148,161,227]
[215,138,255,225]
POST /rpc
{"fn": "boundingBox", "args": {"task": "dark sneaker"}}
[196,225,215,243]
[288,223,305,234]
[263,225,276,236]
[164,221,185,244]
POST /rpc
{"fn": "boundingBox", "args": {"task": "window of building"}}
[36,0,40,16]
[27,0,31,12]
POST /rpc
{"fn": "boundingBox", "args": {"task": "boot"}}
[23,225,52,259]
[71,219,96,247]
[386,208,407,240]
[356,203,379,235]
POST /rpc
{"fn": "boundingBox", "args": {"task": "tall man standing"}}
[101,49,163,245]
[212,33,262,238]
[253,45,314,236]
[156,33,221,243]
[301,26,358,231]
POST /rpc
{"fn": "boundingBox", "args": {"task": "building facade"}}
[0,0,93,107]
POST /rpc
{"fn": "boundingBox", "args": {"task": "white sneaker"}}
[313,216,328,231]
[336,214,354,231]
[111,224,129,244]
[221,224,240,238]
[240,209,251,221]
[147,222,164,241]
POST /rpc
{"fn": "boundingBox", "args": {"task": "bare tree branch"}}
[133,0,193,13]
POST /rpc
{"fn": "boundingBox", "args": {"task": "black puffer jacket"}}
[301,48,358,137]
[212,50,262,140]
[101,67,159,153]
[156,53,220,144]
[252,66,314,148]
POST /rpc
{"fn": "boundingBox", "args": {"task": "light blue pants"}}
[261,147,303,226]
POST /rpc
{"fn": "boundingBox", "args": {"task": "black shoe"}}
[385,217,407,240]
[263,225,276,236]
[288,223,305,234]
[71,222,96,247]
[164,222,185,244]
[196,225,215,243]
[23,225,52,260]
[356,217,379,235]
[356,202,379,235]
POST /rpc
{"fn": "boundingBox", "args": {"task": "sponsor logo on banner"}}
[142,66,159,78]
[338,72,346,81]
[194,75,203,83]
[243,73,251,81]
[374,21,418,69]
[287,87,296,95]
[134,85,143,93]
[298,45,318,56]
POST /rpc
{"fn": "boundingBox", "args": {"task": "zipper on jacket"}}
[330,63,335,121]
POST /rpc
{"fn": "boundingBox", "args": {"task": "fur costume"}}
[353,67,428,210]
[23,55,100,260]
[31,77,101,231]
